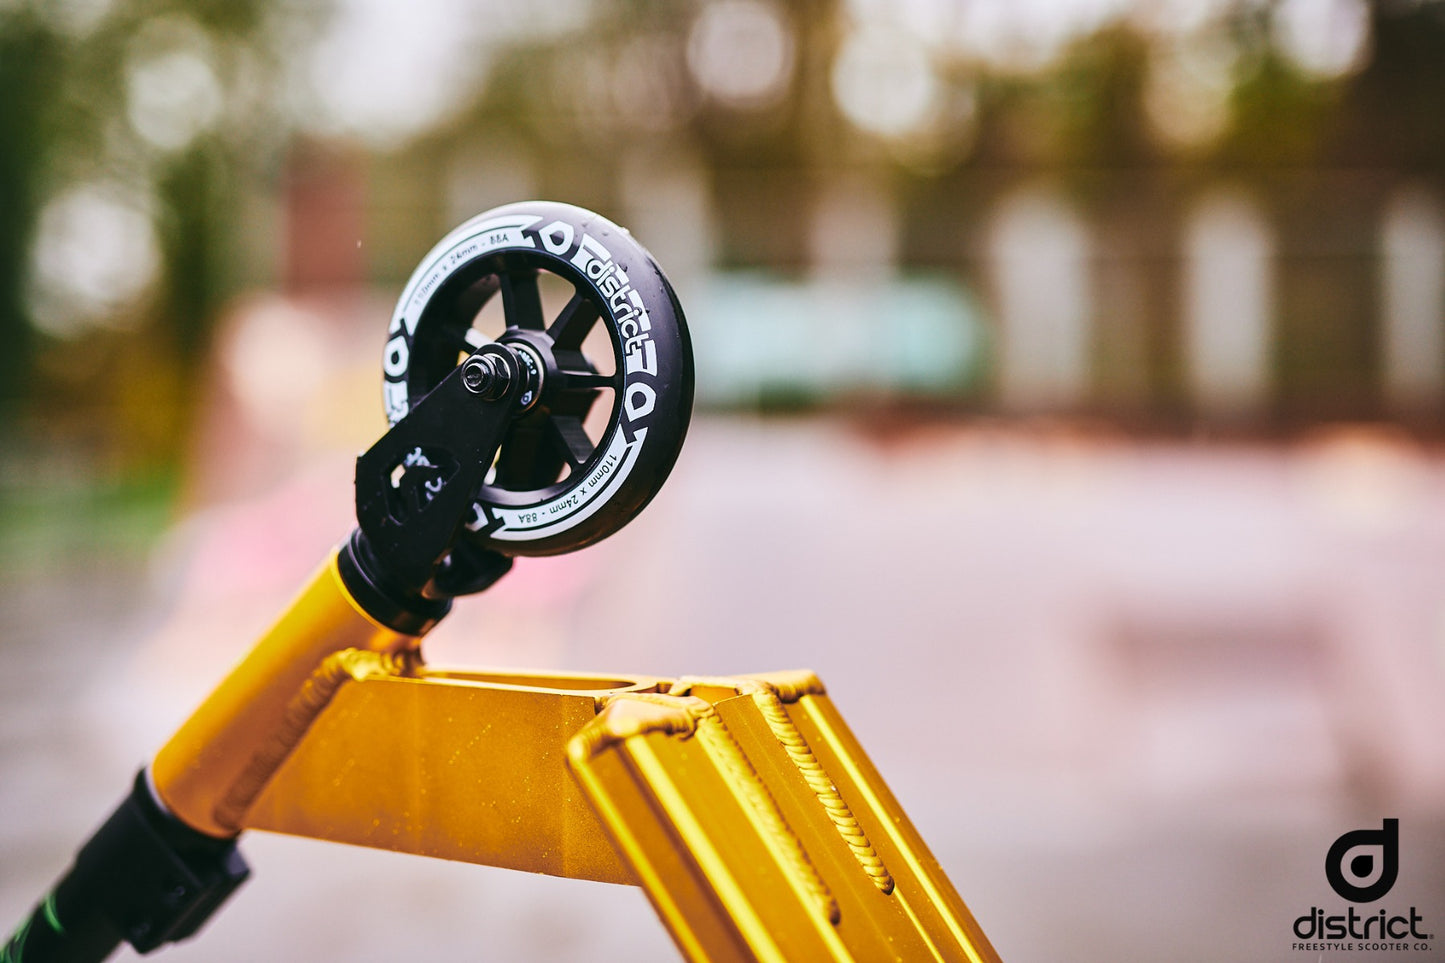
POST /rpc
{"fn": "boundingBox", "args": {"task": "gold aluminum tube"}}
[149,548,420,838]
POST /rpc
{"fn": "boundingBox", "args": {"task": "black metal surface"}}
[2,771,249,961]
[353,341,522,599]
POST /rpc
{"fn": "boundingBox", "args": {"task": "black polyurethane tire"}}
[381,200,694,557]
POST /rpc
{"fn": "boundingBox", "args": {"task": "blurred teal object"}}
[691,272,985,407]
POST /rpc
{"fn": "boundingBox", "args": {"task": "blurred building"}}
[333,0,1445,432]
[4,0,1445,473]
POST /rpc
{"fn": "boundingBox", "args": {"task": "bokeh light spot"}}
[1144,33,1238,151]
[1274,0,1370,79]
[300,0,489,148]
[127,44,224,153]
[686,0,795,109]
[29,183,159,338]
[831,25,939,140]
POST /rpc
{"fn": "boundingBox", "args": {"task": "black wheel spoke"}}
[453,275,500,324]
[494,420,563,489]
[548,415,595,470]
[449,326,489,355]
[548,292,601,350]
[560,369,620,391]
[500,270,545,330]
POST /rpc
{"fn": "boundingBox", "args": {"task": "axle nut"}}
[460,353,512,400]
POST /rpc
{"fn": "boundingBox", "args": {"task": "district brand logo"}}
[1326,819,1398,903]
[1290,818,1433,954]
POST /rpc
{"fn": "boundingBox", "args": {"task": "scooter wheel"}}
[381,201,694,557]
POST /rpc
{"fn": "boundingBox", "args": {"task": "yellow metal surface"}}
[150,549,419,837]
[149,566,1001,962]
[568,672,1003,963]
[243,667,663,884]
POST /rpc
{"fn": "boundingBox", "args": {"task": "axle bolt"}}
[460,353,512,400]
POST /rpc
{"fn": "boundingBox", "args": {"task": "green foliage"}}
[0,10,68,401]
[0,0,312,474]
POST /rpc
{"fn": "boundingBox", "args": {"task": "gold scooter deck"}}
[569,673,1001,963]
[149,552,1000,961]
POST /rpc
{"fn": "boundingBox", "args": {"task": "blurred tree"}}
[0,0,317,473]
[6,0,1445,455]
[0,10,67,404]
[1049,24,1155,171]
[1331,0,1445,168]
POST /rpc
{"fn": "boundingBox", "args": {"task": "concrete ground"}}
[3,412,1444,962]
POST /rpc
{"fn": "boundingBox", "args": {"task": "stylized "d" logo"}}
[1326,819,1399,903]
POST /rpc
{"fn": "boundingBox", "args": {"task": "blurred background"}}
[2,0,1444,959]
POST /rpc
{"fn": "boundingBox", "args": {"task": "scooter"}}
[4,201,1001,963]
